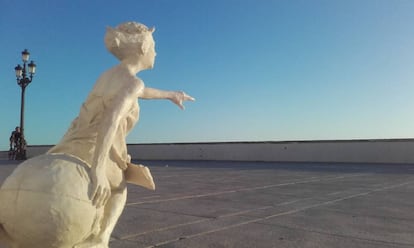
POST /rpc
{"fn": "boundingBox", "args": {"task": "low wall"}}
[127,140,414,164]
[0,151,9,159]
[4,139,412,164]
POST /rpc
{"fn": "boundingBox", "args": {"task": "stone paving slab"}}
[1,159,414,248]
[260,208,414,246]
[152,222,411,248]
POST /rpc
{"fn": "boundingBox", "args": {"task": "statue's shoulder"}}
[93,71,144,97]
[132,76,144,86]
[126,77,144,94]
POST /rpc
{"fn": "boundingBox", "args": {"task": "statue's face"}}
[141,37,156,69]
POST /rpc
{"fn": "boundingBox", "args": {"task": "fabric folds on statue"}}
[48,94,139,171]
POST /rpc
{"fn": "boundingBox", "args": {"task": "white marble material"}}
[0,21,194,248]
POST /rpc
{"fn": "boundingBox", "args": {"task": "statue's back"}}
[0,154,99,248]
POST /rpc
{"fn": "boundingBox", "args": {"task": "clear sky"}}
[1,0,414,151]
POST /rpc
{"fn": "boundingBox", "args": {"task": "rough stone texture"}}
[0,155,99,248]
[1,159,414,248]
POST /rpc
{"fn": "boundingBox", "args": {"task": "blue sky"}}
[1,0,414,150]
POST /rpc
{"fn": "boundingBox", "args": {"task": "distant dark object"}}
[9,127,25,160]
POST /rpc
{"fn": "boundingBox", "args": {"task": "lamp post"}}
[14,49,36,160]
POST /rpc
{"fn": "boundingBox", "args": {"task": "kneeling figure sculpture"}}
[0,21,194,248]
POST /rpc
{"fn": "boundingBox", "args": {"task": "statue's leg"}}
[99,185,127,244]
[75,184,127,248]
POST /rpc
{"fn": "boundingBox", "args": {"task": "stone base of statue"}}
[0,154,101,248]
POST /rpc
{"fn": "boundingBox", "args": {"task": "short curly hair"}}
[104,22,155,60]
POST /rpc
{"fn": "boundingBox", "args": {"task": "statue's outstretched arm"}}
[90,84,138,207]
[140,87,195,109]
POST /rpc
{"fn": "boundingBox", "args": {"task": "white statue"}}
[0,21,194,248]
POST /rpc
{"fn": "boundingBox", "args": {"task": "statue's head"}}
[105,22,155,64]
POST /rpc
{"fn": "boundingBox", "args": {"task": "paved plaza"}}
[1,159,414,247]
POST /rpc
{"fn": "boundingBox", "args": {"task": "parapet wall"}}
[6,139,414,164]
[127,140,414,164]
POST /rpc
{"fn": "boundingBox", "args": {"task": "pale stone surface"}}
[0,154,99,248]
[0,21,193,248]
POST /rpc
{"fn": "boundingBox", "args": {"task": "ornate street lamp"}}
[14,49,37,160]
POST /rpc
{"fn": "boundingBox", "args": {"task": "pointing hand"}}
[171,91,195,110]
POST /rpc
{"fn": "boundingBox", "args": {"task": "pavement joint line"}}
[119,219,207,240]
[148,180,414,247]
[126,174,367,206]
[127,182,413,242]
[133,195,161,200]
[326,191,343,196]
[317,206,414,222]
[130,205,218,219]
[157,173,204,179]
[260,222,414,248]
[275,199,304,206]
[259,180,414,221]
[119,177,395,243]
[145,238,181,248]
[118,206,273,240]
[219,206,274,217]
